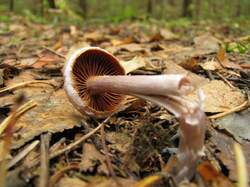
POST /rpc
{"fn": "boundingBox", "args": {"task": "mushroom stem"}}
[87,74,192,96]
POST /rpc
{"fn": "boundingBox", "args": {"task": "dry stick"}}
[49,116,112,160]
[100,125,123,187]
[240,63,250,69]
[209,100,249,119]
[0,80,56,94]
[49,163,80,187]
[216,72,235,89]
[0,100,37,135]
[39,133,51,187]
[42,46,66,59]
[8,140,39,169]
[0,96,23,187]
[25,116,113,175]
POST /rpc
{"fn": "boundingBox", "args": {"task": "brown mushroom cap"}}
[70,48,125,115]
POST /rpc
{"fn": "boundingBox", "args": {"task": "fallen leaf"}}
[200,59,223,71]
[120,56,146,74]
[207,127,250,181]
[149,28,178,42]
[216,48,242,69]
[164,61,208,88]
[214,108,250,142]
[187,80,246,113]
[111,36,135,46]
[80,143,108,175]
[84,31,108,43]
[57,177,87,187]
[119,43,147,53]
[106,132,131,154]
[0,69,4,86]
[17,57,38,68]
[197,161,234,187]
[12,89,83,149]
[193,33,220,52]
[179,57,200,72]
[32,51,63,69]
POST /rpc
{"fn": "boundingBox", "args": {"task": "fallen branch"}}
[0,80,56,95]
[209,100,249,119]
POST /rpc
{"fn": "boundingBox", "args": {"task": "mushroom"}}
[64,47,192,117]
[63,47,207,183]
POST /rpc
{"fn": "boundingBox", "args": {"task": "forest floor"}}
[0,15,250,187]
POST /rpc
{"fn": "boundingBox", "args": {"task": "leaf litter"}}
[0,18,249,187]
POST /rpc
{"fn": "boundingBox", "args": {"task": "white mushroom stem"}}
[135,93,207,183]
[87,74,207,183]
[87,74,193,96]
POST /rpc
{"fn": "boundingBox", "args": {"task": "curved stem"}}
[85,73,207,184]
[87,74,192,96]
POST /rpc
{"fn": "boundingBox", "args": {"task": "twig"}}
[42,46,66,59]
[234,143,248,187]
[8,140,39,169]
[0,95,24,187]
[49,138,66,154]
[209,100,249,119]
[49,163,80,187]
[49,116,112,160]
[100,125,115,177]
[0,100,37,135]
[239,63,250,69]
[39,133,51,187]
[216,72,235,89]
[0,80,56,94]
[22,115,113,178]
[132,175,161,187]
[100,124,124,187]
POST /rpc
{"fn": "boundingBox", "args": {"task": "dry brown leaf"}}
[179,57,200,72]
[56,177,87,187]
[193,33,221,52]
[216,48,242,69]
[120,56,146,74]
[106,132,131,154]
[200,60,223,71]
[207,128,250,181]
[187,80,246,113]
[119,43,147,53]
[164,61,208,88]
[80,143,108,174]
[12,89,83,149]
[214,109,250,142]
[32,51,63,69]
[84,31,107,43]
[58,176,136,187]
[110,36,135,46]
[197,161,234,187]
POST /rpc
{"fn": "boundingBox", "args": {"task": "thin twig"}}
[8,140,39,169]
[216,72,236,89]
[0,95,24,187]
[6,115,114,185]
[42,46,66,59]
[100,124,124,187]
[49,163,80,187]
[209,100,249,119]
[49,116,112,160]
[100,125,115,176]
[39,133,51,187]
[0,80,56,94]
[0,100,37,135]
